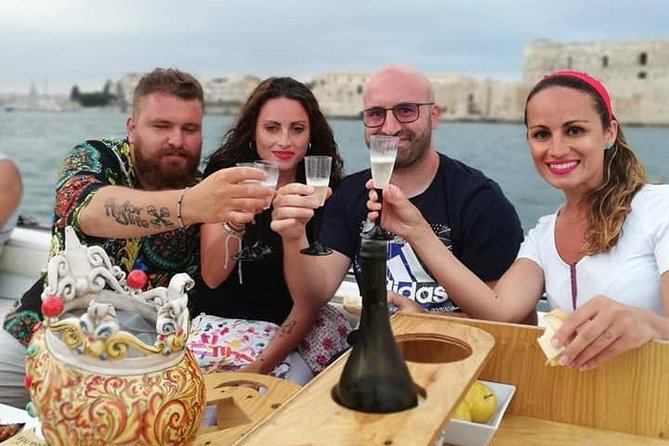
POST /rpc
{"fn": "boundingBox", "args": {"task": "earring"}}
[604,142,613,151]
[249,141,255,151]
[308,142,312,152]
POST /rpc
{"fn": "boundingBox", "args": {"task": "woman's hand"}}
[552,295,659,370]
[365,180,429,241]
[387,291,426,314]
[271,183,327,241]
[240,360,266,375]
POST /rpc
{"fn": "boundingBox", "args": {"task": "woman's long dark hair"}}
[204,77,344,189]
[525,75,647,254]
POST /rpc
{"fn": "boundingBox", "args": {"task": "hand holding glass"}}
[300,155,333,256]
[233,161,279,261]
[363,135,398,240]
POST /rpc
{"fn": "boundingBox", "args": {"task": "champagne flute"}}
[232,162,266,262]
[250,160,280,257]
[300,155,333,256]
[362,135,398,240]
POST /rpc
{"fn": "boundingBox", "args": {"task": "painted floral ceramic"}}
[24,227,205,446]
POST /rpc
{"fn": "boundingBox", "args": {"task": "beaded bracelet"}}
[222,221,246,236]
[177,187,189,228]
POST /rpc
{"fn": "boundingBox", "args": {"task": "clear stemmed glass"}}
[232,161,278,262]
[362,135,399,240]
[300,155,333,256]
[250,160,280,257]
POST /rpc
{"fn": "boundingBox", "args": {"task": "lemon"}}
[463,381,498,423]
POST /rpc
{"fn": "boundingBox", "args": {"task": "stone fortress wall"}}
[310,38,669,125]
[523,39,669,125]
[114,38,669,126]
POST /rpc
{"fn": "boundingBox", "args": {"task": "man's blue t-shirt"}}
[321,152,523,313]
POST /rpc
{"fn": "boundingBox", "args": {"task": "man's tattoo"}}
[104,198,149,228]
[104,199,176,229]
[147,205,175,228]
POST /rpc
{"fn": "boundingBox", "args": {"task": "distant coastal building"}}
[523,39,669,125]
[430,74,525,122]
[115,72,260,115]
[8,37,664,125]
[310,38,669,125]
[309,71,526,123]
[203,74,260,114]
[116,73,145,112]
[309,72,368,118]
[0,82,79,112]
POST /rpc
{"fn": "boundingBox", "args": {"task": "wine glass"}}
[300,155,333,256]
[250,160,280,257]
[232,162,274,262]
[362,135,398,240]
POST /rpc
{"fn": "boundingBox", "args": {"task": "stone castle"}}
[116,38,669,126]
[523,39,669,125]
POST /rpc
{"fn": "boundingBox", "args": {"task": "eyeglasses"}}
[361,102,434,128]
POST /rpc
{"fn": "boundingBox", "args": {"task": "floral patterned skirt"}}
[188,305,351,384]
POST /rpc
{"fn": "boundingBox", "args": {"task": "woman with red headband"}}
[365,70,669,370]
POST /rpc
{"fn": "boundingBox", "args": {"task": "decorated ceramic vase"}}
[24,227,205,446]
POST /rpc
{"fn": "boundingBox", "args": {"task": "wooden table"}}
[227,313,669,445]
[491,415,669,445]
[8,313,669,445]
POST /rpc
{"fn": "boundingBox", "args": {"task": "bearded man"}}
[271,65,527,320]
[1,68,272,407]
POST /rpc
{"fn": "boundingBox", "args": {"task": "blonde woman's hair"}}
[583,127,647,253]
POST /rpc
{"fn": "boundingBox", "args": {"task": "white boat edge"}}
[0,226,51,316]
[0,225,361,325]
[0,226,544,330]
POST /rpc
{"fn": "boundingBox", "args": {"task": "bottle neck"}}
[358,239,392,334]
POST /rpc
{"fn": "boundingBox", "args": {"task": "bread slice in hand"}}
[342,294,362,316]
[536,309,569,366]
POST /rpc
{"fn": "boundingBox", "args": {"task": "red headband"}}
[541,70,614,121]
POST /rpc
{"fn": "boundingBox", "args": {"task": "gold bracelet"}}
[222,221,245,237]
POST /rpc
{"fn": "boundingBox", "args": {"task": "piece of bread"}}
[536,309,569,366]
[342,294,362,316]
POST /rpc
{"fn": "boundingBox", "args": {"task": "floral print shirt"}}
[3,138,200,345]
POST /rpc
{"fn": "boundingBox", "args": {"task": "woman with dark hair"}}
[189,77,348,384]
[365,70,669,370]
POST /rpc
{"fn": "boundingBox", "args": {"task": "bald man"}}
[271,65,527,321]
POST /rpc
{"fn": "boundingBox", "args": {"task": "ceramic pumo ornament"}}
[24,227,205,446]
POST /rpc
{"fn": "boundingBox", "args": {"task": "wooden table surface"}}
[491,415,669,445]
[7,313,669,445]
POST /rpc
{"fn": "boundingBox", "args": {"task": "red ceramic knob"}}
[41,296,64,318]
[24,374,33,389]
[127,269,148,290]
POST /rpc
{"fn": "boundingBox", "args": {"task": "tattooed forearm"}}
[104,199,176,229]
[146,205,175,228]
[104,198,150,228]
[277,320,298,337]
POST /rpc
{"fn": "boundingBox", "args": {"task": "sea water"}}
[1,110,667,232]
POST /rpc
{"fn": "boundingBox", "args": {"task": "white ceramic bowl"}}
[436,380,516,446]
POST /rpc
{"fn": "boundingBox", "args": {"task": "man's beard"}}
[132,138,201,190]
[393,125,432,170]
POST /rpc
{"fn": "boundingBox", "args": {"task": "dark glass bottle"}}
[334,238,418,413]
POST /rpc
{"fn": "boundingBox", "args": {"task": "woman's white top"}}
[517,184,669,314]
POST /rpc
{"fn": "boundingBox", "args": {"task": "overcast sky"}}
[1,0,667,94]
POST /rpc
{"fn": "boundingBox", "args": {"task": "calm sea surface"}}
[1,110,667,232]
